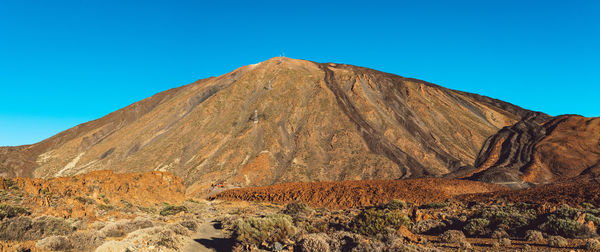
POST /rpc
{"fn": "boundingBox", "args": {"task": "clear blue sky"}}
[0,0,598,146]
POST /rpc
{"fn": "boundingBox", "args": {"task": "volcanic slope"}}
[0,57,541,193]
[464,114,600,187]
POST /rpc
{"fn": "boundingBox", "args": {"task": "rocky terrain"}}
[4,170,600,251]
[210,178,506,209]
[0,170,210,251]
[465,114,600,188]
[0,57,543,195]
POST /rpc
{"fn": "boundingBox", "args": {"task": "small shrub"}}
[350,208,410,236]
[166,223,189,236]
[3,179,19,190]
[36,235,72,251]
[419,202,447,209]
[0,216,32,240]
[232,214,297,246]
[0,204,30,220]
[384,199,407,210]
[98,217,153,237]
[586,213,600,227]
[439,230,466,244]
[498,238,511,246]
[120,200,132,208]
[136,205,156,214]
[524,230,545,242]
[547,235,569,248]
[28,216,74,238]
[539,216,595,238]
[97,204,114,211]
[491,229,509,239]
[178,220,198,231]
[328,231,363,251]
[298,233,330,252]
[98,222,125,237]
[476,204,537,236]
[284,201,311,216]
[463,218,490,237]
[583,203,596,209]
[74,196,95,205]
[459,240,472,249]
[159,205,187,216]
[68,231,105,250]
[586,238,600,251]
[186,198,200,203]
[411,219,447,234]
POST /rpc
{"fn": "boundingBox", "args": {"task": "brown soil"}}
[210,178,506,209]
[457,180,600,207]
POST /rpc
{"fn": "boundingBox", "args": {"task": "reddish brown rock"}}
[467,115,600,187]
[210,178,506,209]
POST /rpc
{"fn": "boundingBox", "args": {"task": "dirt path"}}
[182,203,233,252]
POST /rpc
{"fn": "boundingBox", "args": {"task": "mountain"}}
[465,114,600,188]
[0,57,540,194]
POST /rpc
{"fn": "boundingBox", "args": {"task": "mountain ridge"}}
[0,57,547,194]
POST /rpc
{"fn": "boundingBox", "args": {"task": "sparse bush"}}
[151,229,179,249]
[166,223,189,236]
[525,230,545,242]
[97,204,114,211]
[547,235,569,248]
[439,230,466,244]
[539,216,595,238]
[459,240,472,249]
[411,219,447,234]
[74,196,94,205]
[3,178,19,190]
[28,216,73,238]
[98,217,153,237]
[0,216,32,240]
[36,235,72,251]
[0,204,29,220]
[232,214,297,246]
[384,199,407,210]
[136,205,156,214]
[350,208,410,236]
[491,229,509,239]
[120,200,133,208]
[178,220,198,231]
[586,238,600,251]
[98,222,126,237]
[68,231,105,250]
[473,204,537,236]
[463,218,490,237]
[328,231,363,251]
[284,201,312,216]
[586,213,600,227]
[419,202,447,209]
[298,233,330,252]
[159,205,187,216]
[498,237,511,246]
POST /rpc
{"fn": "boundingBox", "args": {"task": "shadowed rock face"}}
[0,57,536,193]
[466,115,600,188]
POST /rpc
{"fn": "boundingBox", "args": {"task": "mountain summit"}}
[0,57,544,193]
